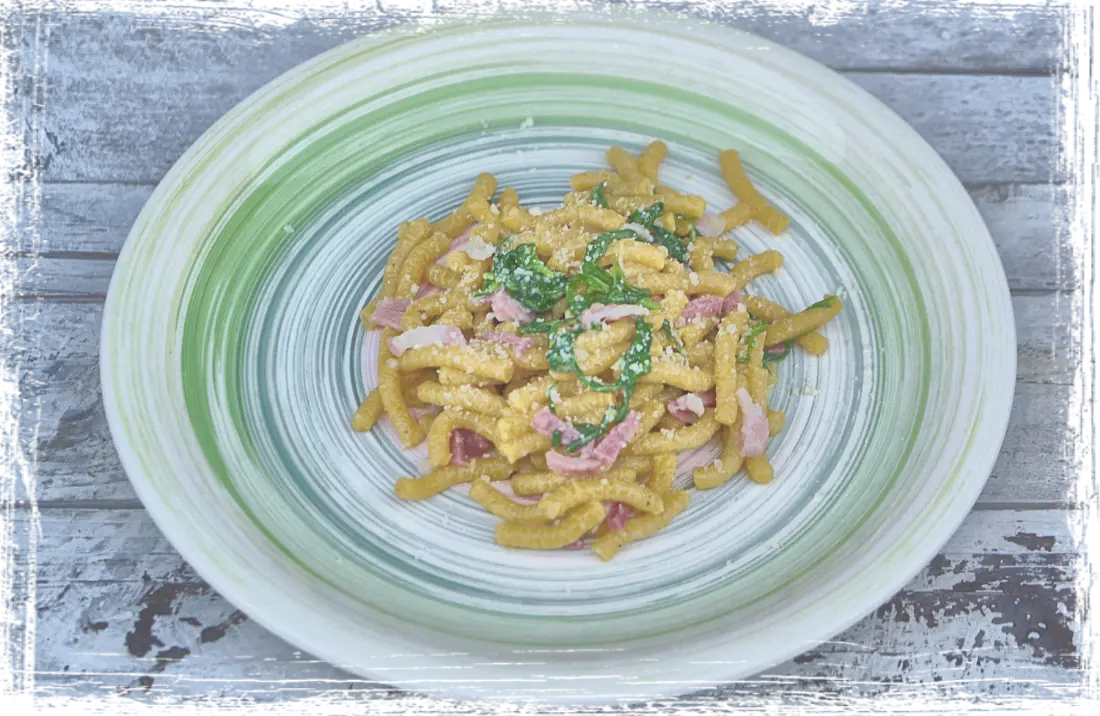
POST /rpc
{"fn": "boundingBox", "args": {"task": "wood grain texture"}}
[26,15,1061,184]
[15,507,1078,701]
[6,291,1078,506]
[3,1,1078,706]
[11,183,1077,293]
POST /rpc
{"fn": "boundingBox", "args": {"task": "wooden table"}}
[3,1,1081,709]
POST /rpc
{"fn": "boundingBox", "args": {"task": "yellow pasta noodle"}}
[715,309,749,425]
[352,146,848,559]
[729,250,783,291]
[469,479,547,523]
[636,140,668,181]
[428,409,499,468]
[539,480,664,520]
[511,466,639,496]
[592,490,690,561]
[631,410,721,455]
[764,296,844,347]
[497,432,553,464]
[741,294,828,355]
[416,381,508,416]
[647,453,678,493]
[717,150,790,235]
[376,329,425,448]
[606,145,643,182]
[693,424,744,490]
[352,389,384,432]
[395,458,514,500]
[496,501,606,550]
[399,345,514,383]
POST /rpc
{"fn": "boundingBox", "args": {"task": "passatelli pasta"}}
[355,141,844,560]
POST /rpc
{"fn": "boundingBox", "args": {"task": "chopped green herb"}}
[584,229,638,265]
[547,383,561,414]
[737,320,769,363]
[566,260,659,317]
[544,317,653,452]
[648,224,692,263]
[662,319,687,358]
[473,242,566,313]
[590,182,609,209]
[808,297,836,310]
[519,318,565,335]
[626,202,691,263]
[763,340,794,363]
[551,430,563,448]
[629,202,665,227]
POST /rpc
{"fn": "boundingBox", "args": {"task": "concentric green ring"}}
[102,7,1014,704]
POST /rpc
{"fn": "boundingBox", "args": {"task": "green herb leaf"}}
[648,224,691,263]
[584,229,637,265]
[628,201,665,227]
[808,297,836,310]
[590,183,609,209]
[763,340,794,363]
[472,242,567,313]
[662,319,687,358]
[566,260,658,316]
[626,201,691,263]
[519,318,565,335]
[551,430,563,448]
[547,383,561,415]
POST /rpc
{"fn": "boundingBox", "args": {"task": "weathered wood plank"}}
[36,0,1065,84]
[17,507,1079,701]
[844,73,1060,185]
[16,182,152,254]
[0,257,112,299]
[6,292,1078,506]
[7,183,1077,293]
[27,14,1060,184]
[972,183,1076,293]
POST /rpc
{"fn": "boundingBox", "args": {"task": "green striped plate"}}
[101,7,1015,705]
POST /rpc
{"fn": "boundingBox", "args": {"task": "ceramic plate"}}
[102,7,1015,705]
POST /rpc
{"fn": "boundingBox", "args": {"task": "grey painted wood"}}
[7,291,1078,506]
[16,507,1080,701]
[4,73,1095,184]
[27,14,1062,185]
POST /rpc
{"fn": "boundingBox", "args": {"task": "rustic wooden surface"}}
[1,0,1082,709]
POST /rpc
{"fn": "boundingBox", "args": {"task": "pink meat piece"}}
[489,289,534,324]
[579,303,648,327]
[590,411,642,467]
[564,539,586,550]
[416,283,445,299]
[722,290,742,315]
[368,298,410,330]
[477,331,536,355]
[530,409,583,444]
[388,325,467,357]
[545,449,605,476]
[604,502,632,532]
[667,390,716,423]
[451,428,493,466]
[765,343,788,354]
[694,213,726,238]
[680,295,725,321]
[736,387,769,458]
[449,225,474,252]
[408,405,442,420]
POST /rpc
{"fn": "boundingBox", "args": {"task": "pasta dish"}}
[354,142,843,559]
